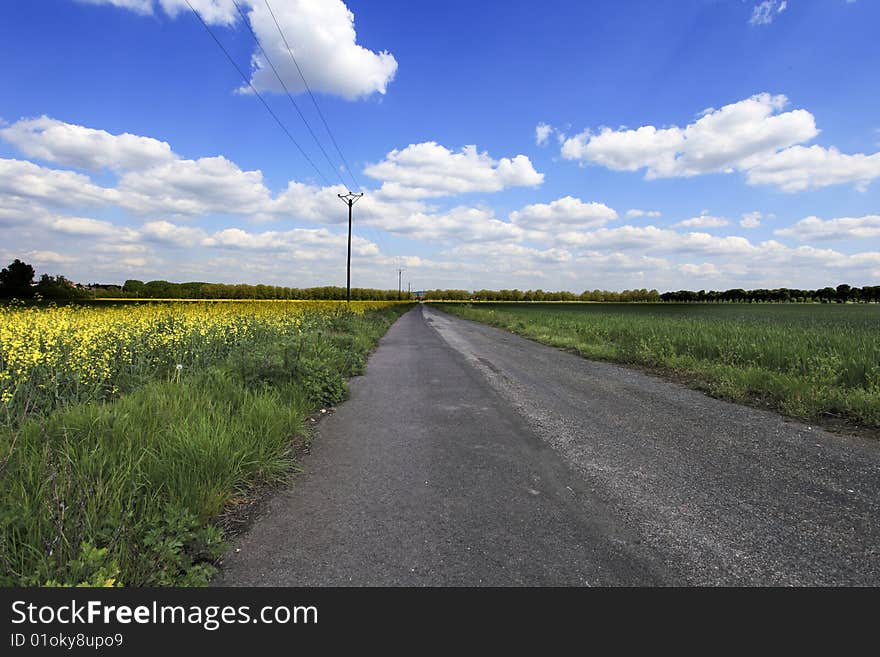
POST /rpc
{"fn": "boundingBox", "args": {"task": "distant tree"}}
[123,279,145,296]
[835,284,852,303]
[35,274,87,300]
[0,259,36,299]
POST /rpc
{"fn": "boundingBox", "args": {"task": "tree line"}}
[420,284,880,303]
[1,259,878,303]
[0,260,406,301]
[425,288,664,302]
[118,280,405,300]
[658,284,880,304]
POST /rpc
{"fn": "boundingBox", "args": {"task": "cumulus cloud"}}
[740,212,763,228]
[47,215,136,240]
[673,213,729,229]
[5,113,879,292]
[0,119,546,235]
[76,0,154,14]
[364,142,544,199]
[535,123,553,146]
[0,116,176,171]
[626,209,661,219]
[510,196,618,231]
[775,215,880,241]
[750,1,788,26]
[561,93,816,179]
[243,0,397,99]
[369,206,526,244]
[560,92,880,192]
[680,262,720,276]
[23,249,77,264]
[0,158,118,207]
[117,156,273,215]
[140,220,209,246]
[447,242,573,265]
[76,0,397,100]
[203,225,378,258]
[745,145,880,192]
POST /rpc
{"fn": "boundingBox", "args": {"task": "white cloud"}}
[0,158,118,207]
[370,206,525,244]
[117,156,273,215]
[740,211,763,228]
[23,250,77,264]
[680,262,720,276]
[561,93,816,179]
[47,215,131,239]
[750,1,788,26]
[76,0,153,14]
[775,215,880,241]
[559,92,880,192]
[140,220,209,246]
[77,0,397,100]
[555,225,756,257]
[626,209,661,218]
[510,196,618,231]
[674,213,729,229]
[6,112,880,292]
[364,142,544,199]
[447,242,573,264]
[745,145,880,192]
[157,0,238,25]
[535,123,553,146]
[203,225,378,258]
[0,116,176,172]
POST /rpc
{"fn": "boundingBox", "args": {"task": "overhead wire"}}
[182,0,332,187]
[230,0,349,189]
[263,0,363,192]
[259,0,396,277]
[187,0,398,289]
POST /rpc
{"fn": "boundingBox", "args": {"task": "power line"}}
[188,1,397,285]
[258,0,401,271]
[182,0,332,187]
[263,0,363,192]
[231,0,348,189]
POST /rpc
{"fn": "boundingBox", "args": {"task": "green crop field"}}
[436,302,880,430]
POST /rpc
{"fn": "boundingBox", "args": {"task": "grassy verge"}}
[0,304,410,586]
[434,302,880,431]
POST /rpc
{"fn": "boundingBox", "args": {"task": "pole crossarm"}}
[337,192,364,203]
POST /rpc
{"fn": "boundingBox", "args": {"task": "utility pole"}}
[397,268,405,301]
[408,282,411,300]
[337,191,364,302]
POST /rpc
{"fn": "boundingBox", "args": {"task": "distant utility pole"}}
[337,191,364,302]
[397,268,405,301]
[408,282,411,300]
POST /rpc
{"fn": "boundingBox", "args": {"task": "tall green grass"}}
[0,305,409,586]
[437,303,880,428]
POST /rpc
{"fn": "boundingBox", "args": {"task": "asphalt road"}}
[217,305,880,586]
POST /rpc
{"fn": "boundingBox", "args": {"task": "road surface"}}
[217,305,880,586]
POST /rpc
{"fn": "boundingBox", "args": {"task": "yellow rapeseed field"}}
[0,300,399,420]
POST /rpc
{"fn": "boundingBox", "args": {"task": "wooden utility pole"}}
[337,191,364,302]
[397,268,405,301]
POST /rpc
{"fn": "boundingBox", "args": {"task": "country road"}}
[217,305,880,586]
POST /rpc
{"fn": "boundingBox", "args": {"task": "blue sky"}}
[1,0,878,291]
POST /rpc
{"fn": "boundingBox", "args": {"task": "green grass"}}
[435,302,880,429]
[0,305,409,586]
